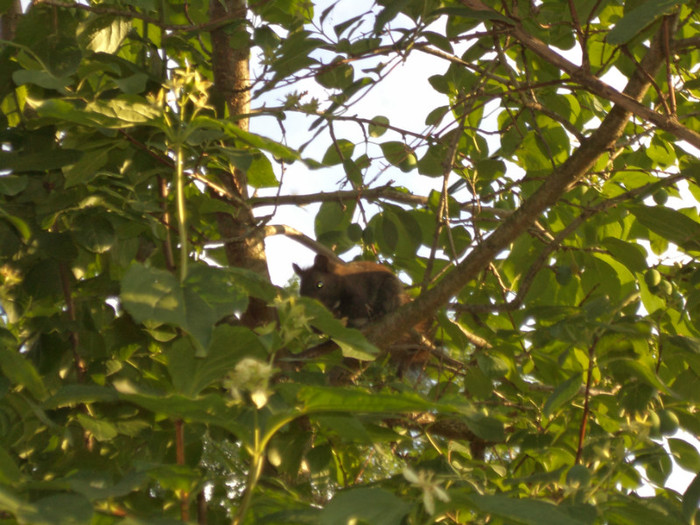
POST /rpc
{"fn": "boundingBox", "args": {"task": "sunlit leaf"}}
[629,205,700,252]
[543,373,582,418]
[120,263,185,326]
[607,0,683,44]
[77,15,130,53]
[368,115,390,137]
[77,413,118,441]
[320,487,410,525]
[668,438,700,473]
[215,118,299,162]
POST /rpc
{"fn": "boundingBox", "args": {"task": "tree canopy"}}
[1,0,700,523]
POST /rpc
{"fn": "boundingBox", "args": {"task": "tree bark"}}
[0,0,21,41]
[209,0,274,326]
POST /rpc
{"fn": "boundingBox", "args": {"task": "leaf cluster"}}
[0,0,700,524]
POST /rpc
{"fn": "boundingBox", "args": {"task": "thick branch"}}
[251,186,428,208]
[503,14,700,149]
[263,224,341,263]
[365,18,669,348]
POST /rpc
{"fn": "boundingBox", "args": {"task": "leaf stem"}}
[175,144,188,282]
[232,418,264,525]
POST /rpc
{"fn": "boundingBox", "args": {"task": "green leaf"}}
[683,472,700,522]
[44,385,119,409]
[0,446,22,485]
[115,72,149,94]
[76,413,118,441]
[117,388,250,440]
[166,325,265,396]
[320,487,410,525]
[12,69,71,92]
[601,237,647,273]
[418,142,450,177]
[302,298,379,360]
[16,493,94,525]
[607,357,672,394]
[0,208,31,241]
[668,437,700,473]
[0,148,83,172]
[62,148,109,188]
[181,264,249,352]
[370,206,423,258]
[214,118,299,162]
[87,96,162,124]
[72,211,116,253]
[120,263,185,326]
[0,486,23,515]
[422,30,453,52]
[34,99,122,128]
[333,14,363,37]
[313,414,372,443]
[322,139,355,165]
[607,0,683,45]
[629,205,700,252]
[0,348,47,401]
[225,266,278,302]
[604,497,685,525]
[342,158,363,185]
[121,264,254,353]
[0,175,27,196]
[467,494,591,525]
[463,411,505,442]
[316,62,354,89]
[77,15,130,53]
[315,201,355,250]
[380,141,414,169]
[543,373,582,418]
[464,367,493,399]
[292,384,433,414]
[368,116,390,138]
[247,152,278,188]
[65,470,146,500]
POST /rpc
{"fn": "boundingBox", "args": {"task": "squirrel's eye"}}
[315,281,324,289]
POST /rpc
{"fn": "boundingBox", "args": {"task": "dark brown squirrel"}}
[293,254,406,328]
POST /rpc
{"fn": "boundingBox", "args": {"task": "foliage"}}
[1,0,700,523]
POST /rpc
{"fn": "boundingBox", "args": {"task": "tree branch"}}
[250,185,429,208]
[502,12,700,149]
[452,171,687,314]
[263,224,341,263]
[365,15,670,348]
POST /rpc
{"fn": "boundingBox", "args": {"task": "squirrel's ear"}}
[314,254,331,271]
[292,263,303,276]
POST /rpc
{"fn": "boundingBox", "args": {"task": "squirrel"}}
[292,254,406,328]
[294,254,441,379]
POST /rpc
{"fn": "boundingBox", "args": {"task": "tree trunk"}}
[0,0,21,40]
[209,0,274,327]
